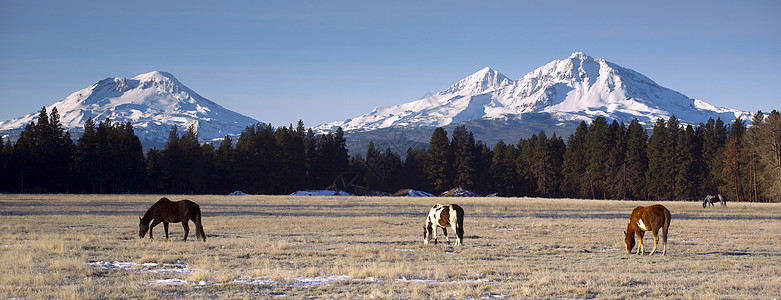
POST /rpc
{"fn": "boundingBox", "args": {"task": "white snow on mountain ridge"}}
[317,52,749,133]
[0,71,259,145]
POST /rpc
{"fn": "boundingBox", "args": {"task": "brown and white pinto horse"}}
[139,197,206,242]
[423,204,464,246]
[624,204,671,255]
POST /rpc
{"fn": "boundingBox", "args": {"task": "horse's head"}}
[624,230,635,254]
[423,220,436,245]
[139,217,149,238]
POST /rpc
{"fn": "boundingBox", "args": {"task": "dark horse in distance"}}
[703,194,726,208]
[139,197,206,242]
[624,204,670,255]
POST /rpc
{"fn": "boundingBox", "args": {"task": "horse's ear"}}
[623,231,626,235]
[139,216,143,221]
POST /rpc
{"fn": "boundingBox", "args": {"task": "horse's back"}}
[631,204,669,229]
[176,200,201,218]
[149,198,201,222]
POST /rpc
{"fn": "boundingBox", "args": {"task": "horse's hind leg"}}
[195,215,206,242]
[442,227,449,244]
[452,224,462,246]
[649,229,659,255]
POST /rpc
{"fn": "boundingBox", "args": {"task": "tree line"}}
[0,107,349,195]
[1,106,779,201]
[351,113,780,202]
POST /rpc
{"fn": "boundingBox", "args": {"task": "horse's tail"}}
[662,208,671,243]
[193,204,206,242]
[453,205,464,242]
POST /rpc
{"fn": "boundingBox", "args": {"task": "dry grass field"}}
[0,194,779,299]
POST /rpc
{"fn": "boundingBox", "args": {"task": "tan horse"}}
[624,204,670,255]
[423,204,464,246]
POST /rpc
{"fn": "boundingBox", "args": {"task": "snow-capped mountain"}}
[317,52,749,134]
[0,71,259,146]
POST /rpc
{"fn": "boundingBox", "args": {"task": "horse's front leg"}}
[182,221,190,242]
[149,219,161,240]
[636,231,645,255]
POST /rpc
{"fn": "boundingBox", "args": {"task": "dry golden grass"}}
[0,194,779,299]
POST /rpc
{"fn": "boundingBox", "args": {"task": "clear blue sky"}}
[1,0,779,127]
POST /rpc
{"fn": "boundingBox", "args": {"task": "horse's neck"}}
[141,209,157,222]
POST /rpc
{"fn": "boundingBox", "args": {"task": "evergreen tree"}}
[200,143,217,194]
[179,124,205,194]
[701,118,727,195]
[585,117,609,199]
[745,110,781,201]
[722,118,747,201]
[646,118,668,200]
[561,121,589,198]
[549,133,566,198]
[235,123,281,194]
[163,125,183,193]
[214,135,236,193]
[674,125,701,200]
[0,137,11,191]
[606,121,628,200]
[145,149,164,193]
[275,126,306,193]
[474,142,493,195]
[116,122,145,193]
[427,127,453,193]
[364,141,381,189]
[401,147,431,192]
[451,125,477,190]
[515,137,535,196]
[303,128,318,188]
[530,131,559,197]
[664,116,681,199]
[377,146,402,193]
[489,141,508,196]
[625,119,648,199]
[331,127,350,178]
[74,117,100,192]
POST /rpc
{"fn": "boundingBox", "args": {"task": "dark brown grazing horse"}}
[423,204,464,246]
[139,197,206,242]
[624,204,670,255]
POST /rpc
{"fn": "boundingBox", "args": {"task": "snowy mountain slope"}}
[317,52,749,134]
[0,71,259,146]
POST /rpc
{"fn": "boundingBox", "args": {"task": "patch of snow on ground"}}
[393,189,436,197]
[290,190,354,196]
[91,262,493,288]
[88,260,199,274]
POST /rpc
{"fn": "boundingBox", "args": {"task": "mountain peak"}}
[442,66,510,94]
[132,71,177,82]
[569,51,591,60]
